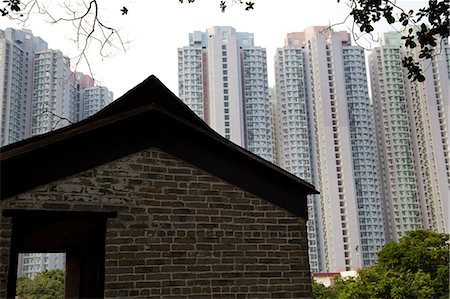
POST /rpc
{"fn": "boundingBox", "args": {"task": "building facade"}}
[276,28,449,272]
[0,28,48,146]
[369,33,422,241]
[178,26,273,162]
[301,27,385,271]
[31,49,74,136]
[0,29,114,143]
[81,86,114,119]
[273,33,322,273]
[403,36,450,234]
[370,32,450,238]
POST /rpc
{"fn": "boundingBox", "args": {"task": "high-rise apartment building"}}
[407,41,450,234]
[369,33,422,240]
[81,86,114,119]
[310,26,385,270]
[273,33,321,272]
[178,26,273,162]
[370,32,450,237]
[275,27,385,272]
[403,36,450,234]
[72,71,95,122]
[0,28,48,146]
[0,28,113,144]
[273,28,448,273]
[31,49,74,136]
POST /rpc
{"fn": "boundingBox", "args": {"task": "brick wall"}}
[0,148,312,298]
[0,213,11,297]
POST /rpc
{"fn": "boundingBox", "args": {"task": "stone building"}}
[0,76,317,298]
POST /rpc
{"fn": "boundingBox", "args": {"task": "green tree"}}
[312,280,336,299]
[16,269,65,299]
[373,229,450,299]
[15,275,33,298]
[312,230,449,299]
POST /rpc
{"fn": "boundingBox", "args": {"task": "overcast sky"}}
[0,0,425,98]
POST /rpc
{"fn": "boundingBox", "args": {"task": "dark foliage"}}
[347,0,449,82]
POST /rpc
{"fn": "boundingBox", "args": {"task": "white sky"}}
[0,0,425,98]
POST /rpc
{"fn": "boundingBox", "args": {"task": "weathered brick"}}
[106,282,134,289]
[145,273,171,281]
[118,259,145,267]
[0,148,311,299]
[135,266,160,273]
[106,267,134,274]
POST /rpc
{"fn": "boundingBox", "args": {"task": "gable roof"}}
[0,75,317,217]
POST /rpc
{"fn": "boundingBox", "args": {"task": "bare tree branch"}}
[2,0,128,80]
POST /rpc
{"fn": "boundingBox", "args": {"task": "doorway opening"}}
[3,209,116,299]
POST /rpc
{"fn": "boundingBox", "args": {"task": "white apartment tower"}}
[0,28,47,145]
[370,32,450,236]
[72,71,95,122]
[81,86,114,119]
[31,54,113,136]
[71,72,113,121]
[369,33,422,240]
[404,37,450,234]
[31,49,74,136]
[304,27,385,271]
[273,33,321,272]
[0,30,114,141]
[178,26,273,162]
